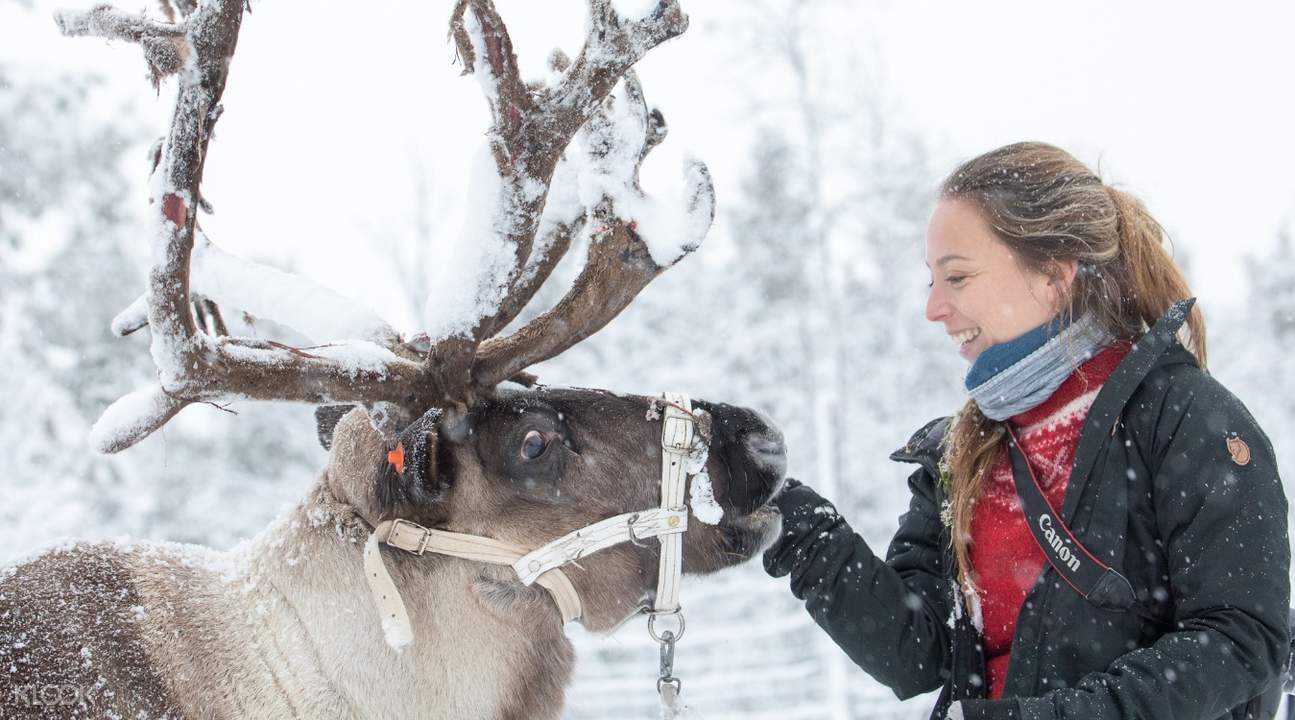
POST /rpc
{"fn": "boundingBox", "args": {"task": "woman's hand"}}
[762,478,840,578]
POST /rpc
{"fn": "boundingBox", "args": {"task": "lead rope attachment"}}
[650,609,686,718]
[653,392,697,718]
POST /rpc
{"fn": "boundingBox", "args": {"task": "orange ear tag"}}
[387,442,407,475]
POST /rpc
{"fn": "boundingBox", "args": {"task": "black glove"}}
[763,478,846,578]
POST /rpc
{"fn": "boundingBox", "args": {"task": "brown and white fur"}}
[0,389,787,719]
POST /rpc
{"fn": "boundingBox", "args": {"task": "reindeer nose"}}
[693,401,787,515]
[743,424,787,480]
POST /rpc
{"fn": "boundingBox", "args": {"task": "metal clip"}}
[656,628,680,695]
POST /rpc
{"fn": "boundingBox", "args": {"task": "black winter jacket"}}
[765,303,1290,720]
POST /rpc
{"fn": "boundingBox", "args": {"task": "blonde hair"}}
[938,142,1206,599]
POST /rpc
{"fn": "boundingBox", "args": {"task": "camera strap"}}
[1005,429,1137,612]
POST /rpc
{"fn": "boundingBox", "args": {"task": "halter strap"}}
[514,508,687,586]
[655,392,695,613]
[361,391,700,650]
[363,518,583,651]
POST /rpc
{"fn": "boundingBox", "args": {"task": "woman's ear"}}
[1046,259,1080,308]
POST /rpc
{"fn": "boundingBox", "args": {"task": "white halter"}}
[362,392,698,649]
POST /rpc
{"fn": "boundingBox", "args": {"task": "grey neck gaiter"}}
[968,313,1112,421]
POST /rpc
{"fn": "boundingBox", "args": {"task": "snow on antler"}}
[113,234,397,344]
[189,234,395,344]
[62,0,711,453]
[469,68,716,388]
[571,71,715,266]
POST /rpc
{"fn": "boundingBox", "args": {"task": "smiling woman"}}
[925,199,1076,363]
[764,142,1290,720]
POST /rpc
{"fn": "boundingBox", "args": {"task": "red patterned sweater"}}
[969,344,1129,699]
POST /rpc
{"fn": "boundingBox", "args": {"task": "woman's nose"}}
[925,284,950,323]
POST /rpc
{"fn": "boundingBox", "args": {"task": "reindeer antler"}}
[61,0,712,454]
[472,67,715,388]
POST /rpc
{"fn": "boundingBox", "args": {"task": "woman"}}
[764,142,1290,720]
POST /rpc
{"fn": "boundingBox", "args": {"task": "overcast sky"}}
[8,1,1294,331]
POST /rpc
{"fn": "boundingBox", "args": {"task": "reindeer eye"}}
[520,430,549,460]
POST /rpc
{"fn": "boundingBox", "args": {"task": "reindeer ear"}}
[315,404,357,450]
[375,407,447,516]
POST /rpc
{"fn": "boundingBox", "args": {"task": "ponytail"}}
[1107,187,1207,368]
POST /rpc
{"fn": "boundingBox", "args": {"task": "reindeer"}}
[1,1,788,718]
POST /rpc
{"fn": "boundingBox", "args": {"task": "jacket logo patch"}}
[1226,436,1251,466]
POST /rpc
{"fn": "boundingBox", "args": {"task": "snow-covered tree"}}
[0,37,324,557]
[0,59,157,550]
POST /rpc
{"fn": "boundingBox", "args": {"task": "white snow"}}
[110,292,149,336]
[191,233,392,343]
[685,410,721,524]
[609,0,660,20]
[644,398,662,421]
[88,386,177,455]
[461,9,500,110]
[525,157,584,281]
[948,582,985,634]
[306,341,405,377]
[684,421,710,477]
[688,471,722,526]
[631,158,713,266]
[421,143,517,342]
[381,611,413,652]
[568,81,714,267]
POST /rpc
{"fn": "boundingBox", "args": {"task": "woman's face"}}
[925,199,1075,362]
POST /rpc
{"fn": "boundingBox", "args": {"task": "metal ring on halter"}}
[647,608,686,643]
[626,513,651,548]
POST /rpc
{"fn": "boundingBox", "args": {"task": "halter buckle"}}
[390,518,430,556]
[660,404,695,453]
